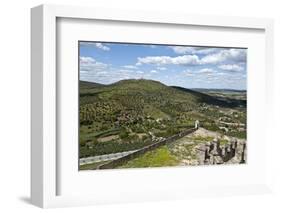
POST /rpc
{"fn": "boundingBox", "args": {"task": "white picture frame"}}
[31,4,274,208]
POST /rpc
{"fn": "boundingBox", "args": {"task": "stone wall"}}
[97,128,197,169]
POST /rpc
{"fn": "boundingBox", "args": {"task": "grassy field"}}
[118,147,179,168]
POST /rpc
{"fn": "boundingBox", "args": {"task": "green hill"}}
[80,79,243,115]
[80,79,199,122]
[79,79,246,157]
[80,80,104,88]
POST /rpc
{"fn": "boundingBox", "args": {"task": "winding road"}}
[79,150,139,165]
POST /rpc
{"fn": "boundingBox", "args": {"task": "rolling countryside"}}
[79,79,246,169]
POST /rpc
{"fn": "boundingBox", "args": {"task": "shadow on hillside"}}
[172,86,246,108]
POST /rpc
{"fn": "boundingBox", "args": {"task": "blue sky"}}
[79,42,247,90]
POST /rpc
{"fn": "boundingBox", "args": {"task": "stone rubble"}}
[196,138,247,165]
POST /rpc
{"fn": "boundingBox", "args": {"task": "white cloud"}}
[117,69,134,74]
[122,65,137,69]
[95,71,109,76]
[169,46,219,55]
[169,46,196,54]
[80,45,246,89]
[181,69,195,77]
[80,56,95,63]
[95,43,110,51]
[80,42,110,51]
[80,58,155,84]
[137,55,200,66]
[207,76,219,81]
[80,56,108,72]
[156,67,167,71]
[196,48,221,55]
[218,64,244,72]
[201,49,246,64]
[198,68,214,74]
[184,73,194,77]
[136,49,246,67]
[181,68,217,82]
[217,72,227,76]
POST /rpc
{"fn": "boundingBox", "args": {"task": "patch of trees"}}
[79,139,155,157]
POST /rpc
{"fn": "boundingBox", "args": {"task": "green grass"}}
[118,147,179,168]
[169,143,197,160]
[79,139,155,157]
[190,136,214,143]
[227,131,247,139]
[143,105,170,119]
[79,127,121,143]
[219,139,229,145]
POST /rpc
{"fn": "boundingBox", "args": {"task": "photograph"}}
[79,41,247,170]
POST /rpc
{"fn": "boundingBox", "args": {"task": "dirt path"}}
[79,149,139,165]
[97,135,119,143]
[190,127,222,138]
[190,127,246,143]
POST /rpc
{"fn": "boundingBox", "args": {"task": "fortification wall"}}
[97,128,197,169]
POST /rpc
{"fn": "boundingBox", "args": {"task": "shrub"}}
[119,130,129,139]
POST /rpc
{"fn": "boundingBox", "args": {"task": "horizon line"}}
[80,79,247,91]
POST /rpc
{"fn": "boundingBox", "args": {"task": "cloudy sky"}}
[79,42,247,90]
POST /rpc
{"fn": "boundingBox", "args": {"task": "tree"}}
[119,130,129,139]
